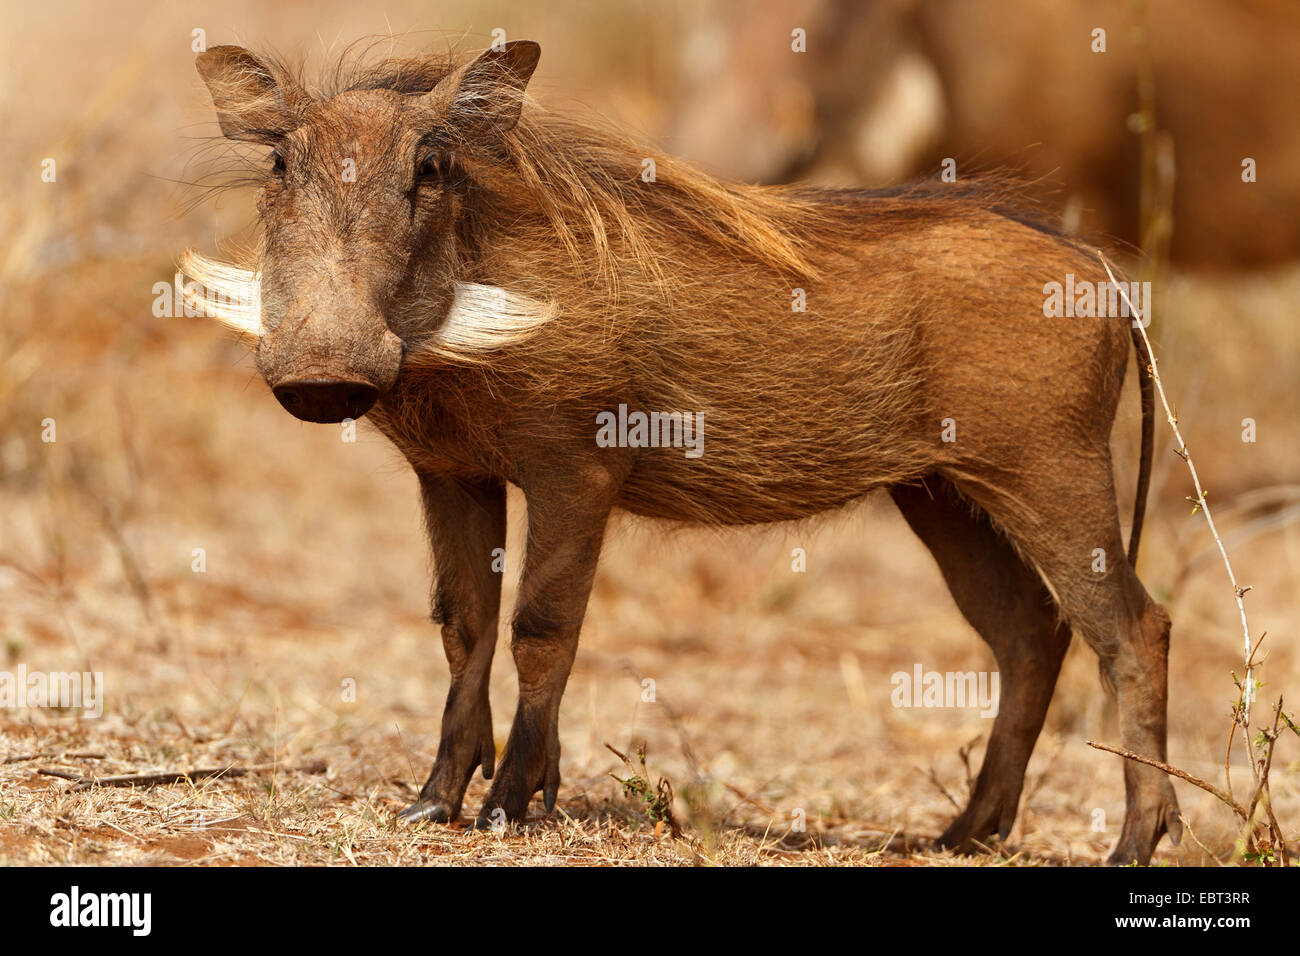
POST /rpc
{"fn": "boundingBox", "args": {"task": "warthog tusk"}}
[179,251,556,357]
[179,249,265,339]
[432,282,558,359]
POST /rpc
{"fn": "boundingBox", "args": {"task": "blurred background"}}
[0,0,1296,864]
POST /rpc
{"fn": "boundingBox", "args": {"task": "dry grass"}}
[1,0,1296,866]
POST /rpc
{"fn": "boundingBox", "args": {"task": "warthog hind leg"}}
[953,457,1180,865]
[892,478,1071,852]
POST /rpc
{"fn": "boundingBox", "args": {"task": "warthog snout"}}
[254,308,405,423]
[177,249,409,424]
[272,377,379,423]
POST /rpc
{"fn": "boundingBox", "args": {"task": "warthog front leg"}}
[399,474,505,824]
[473,465,618,827]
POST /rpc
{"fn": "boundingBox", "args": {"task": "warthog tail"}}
[1128,322,1156,566]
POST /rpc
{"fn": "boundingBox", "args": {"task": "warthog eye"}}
[416,151,459,184]
[270,150,286,173]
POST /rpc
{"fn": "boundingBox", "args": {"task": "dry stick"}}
[922,766,963,812]
[1177,813,1228,866]
[1098,252,1284,861]
[38,759,327,792]
[1098,254,1259,732]
[1255,697,1290,867]
[1086,741,1245,820]
[3,751,106,765]
[721,781,778,817]
[1226,634,1268,809]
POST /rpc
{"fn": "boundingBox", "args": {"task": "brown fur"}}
[193,40,1176,863]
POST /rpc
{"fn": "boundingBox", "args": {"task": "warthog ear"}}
[196,45,299,144]
[423,40,541,140]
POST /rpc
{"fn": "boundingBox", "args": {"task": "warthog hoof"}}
[397,799,456,824]
[1106,789,1183,866]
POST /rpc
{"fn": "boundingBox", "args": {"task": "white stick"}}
[1098,252,1257,730]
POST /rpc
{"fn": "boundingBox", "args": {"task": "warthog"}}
[187,39,1179,863]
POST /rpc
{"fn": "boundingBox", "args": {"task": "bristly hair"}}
[192,39,1081,315]
[203,40,831,301]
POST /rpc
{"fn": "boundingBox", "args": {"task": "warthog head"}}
[191,40,543,423]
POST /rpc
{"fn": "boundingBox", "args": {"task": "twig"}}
[1254,697,1290,867]
[1176,813,1226,866]
[37,769,85,782]
[1095,253,1294,864]
[3,751,106,765]
[957,735,982,796]
[1225,634,1268,809]
[722,781,777,817]
[99,818,146,845]
[1099,253,1258,731]
[38,759,327,792]
[1086,741,1245,820]
[921,766,963,812]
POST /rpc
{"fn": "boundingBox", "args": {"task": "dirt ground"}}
[1,1,1296,866]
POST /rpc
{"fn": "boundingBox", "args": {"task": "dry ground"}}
[1,1,1297,866]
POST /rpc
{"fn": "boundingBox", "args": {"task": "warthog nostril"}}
[272,378,379,424]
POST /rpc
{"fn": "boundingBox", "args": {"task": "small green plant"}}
[606,742,680,838]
